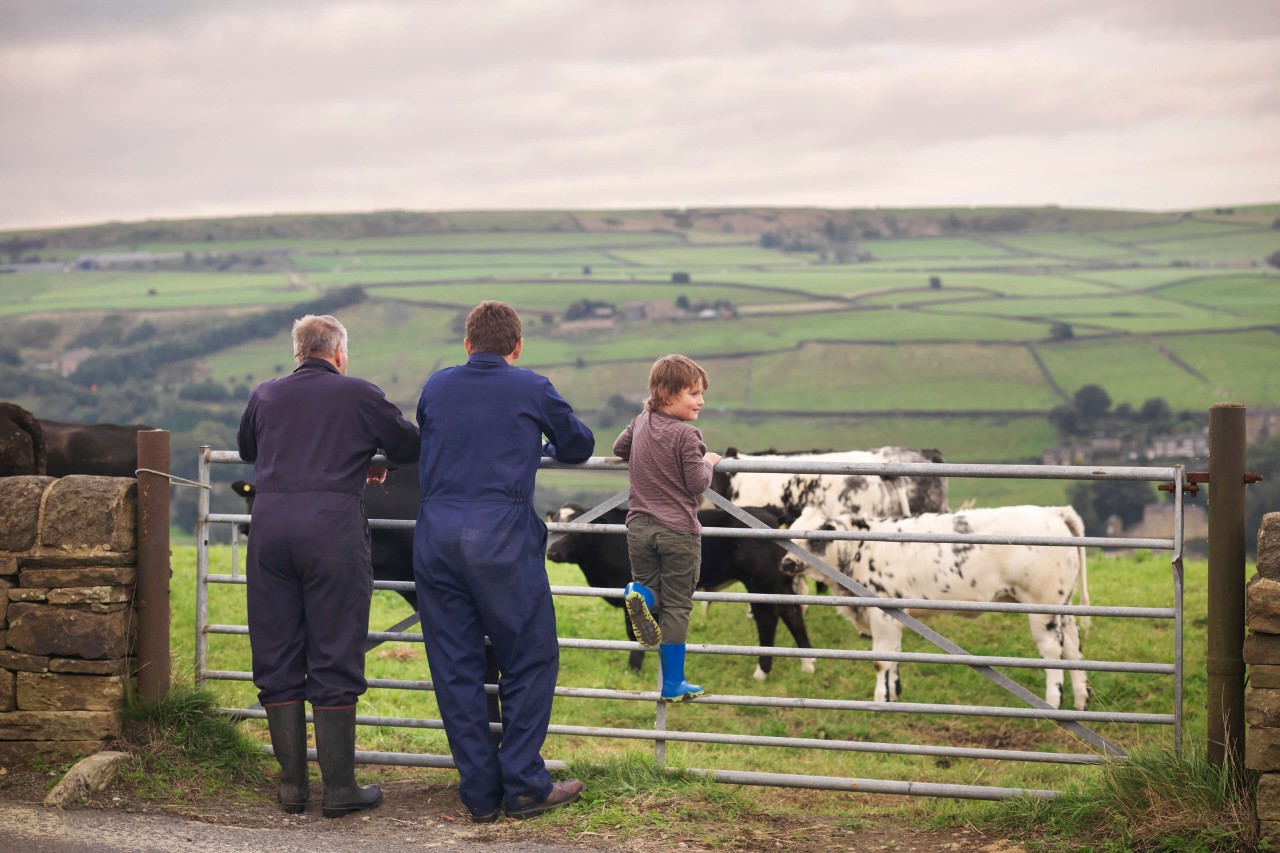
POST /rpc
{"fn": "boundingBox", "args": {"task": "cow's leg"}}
[870,614,903,703]
[751,601,779,682]
[777,603,814,674]
[1029,614,1066,710]
[1060,613,1090,711]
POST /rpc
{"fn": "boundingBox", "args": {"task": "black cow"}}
[231,465,418,609]
[38,419,157,478]
[546,503,813,680]
[0,402,46,476]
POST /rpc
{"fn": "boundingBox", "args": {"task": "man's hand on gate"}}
[366,466,388,485]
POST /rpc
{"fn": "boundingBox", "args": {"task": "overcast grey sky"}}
[2,0,1278,230]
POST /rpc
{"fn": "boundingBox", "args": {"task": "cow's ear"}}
[724,447,739,458]
[231,480,253,495]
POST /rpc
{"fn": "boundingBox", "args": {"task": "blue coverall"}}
[238,358,420,708]
[413,351,594,815]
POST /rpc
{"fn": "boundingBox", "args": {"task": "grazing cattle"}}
[710,447,949,524]
[39,419,156,478]
[0,402,46,476]
[546,503,812,680]
[781,505,1090,710]
[231,465,418,610]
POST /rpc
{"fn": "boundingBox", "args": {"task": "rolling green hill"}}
[2,204,1278,521]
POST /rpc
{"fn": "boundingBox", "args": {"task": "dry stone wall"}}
[0,475,137,766]
[1246,512,1280,841]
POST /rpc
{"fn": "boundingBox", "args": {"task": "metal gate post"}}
[135,429,171,700]
[1207,403,1246,768]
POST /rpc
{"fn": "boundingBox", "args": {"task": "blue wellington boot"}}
[624,581,661,648]
[658,643,704,703]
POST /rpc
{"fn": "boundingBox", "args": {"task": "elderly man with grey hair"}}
[237,313,419,818]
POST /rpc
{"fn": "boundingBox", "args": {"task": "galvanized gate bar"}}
[208,669,1174,724]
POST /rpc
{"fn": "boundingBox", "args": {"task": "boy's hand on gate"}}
[704,452,722,467]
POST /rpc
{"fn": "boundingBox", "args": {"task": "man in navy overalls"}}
[238,313,419,818]
[413,301,594,822]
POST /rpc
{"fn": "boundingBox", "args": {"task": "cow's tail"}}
[1060,506,1090,636]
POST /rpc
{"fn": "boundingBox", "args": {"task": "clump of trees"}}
[1048,384,1196,444]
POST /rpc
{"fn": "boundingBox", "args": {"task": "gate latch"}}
[1158,470,1263,497]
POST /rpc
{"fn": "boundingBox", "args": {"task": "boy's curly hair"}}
[465,301,522,356]
[646,354,709,412]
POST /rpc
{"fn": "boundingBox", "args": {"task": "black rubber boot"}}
[264,701,309,813]
[313,705,383,818]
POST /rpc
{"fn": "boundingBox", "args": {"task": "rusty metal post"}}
[1207,403,1246,768]
[136,429,172,701]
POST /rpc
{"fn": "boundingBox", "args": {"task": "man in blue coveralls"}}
[413,300,595,822]
[238,313,420,818]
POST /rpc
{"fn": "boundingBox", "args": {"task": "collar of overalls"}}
[294,357,339,375]
[467,352,509,368]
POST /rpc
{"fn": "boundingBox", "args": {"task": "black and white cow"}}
[710,447,949,524]
[546,503,813,680]
[780,504,1091,710]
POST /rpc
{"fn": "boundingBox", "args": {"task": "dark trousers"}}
[247,492,373,707]
[415,502,559,815]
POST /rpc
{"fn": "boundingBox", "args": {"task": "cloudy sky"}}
[2,0,1278,230]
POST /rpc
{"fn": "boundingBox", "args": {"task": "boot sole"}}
[507,790,583,820]
[660,688,705,703]
[625,593,662,648]
[281,801,306,814]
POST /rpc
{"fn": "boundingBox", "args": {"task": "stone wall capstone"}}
[0,475,137,766]
[1246,512,1280,843]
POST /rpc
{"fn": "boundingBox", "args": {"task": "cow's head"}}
[230,480,256,535]
[545,502,587,564]
[780,505,835,577]
[708,446,739,501]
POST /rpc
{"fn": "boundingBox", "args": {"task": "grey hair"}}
[292,314,348,364]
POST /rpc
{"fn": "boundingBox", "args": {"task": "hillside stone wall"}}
[0,475,137,766]
[1246,512,1280,841]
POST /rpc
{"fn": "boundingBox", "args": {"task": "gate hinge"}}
[1157,470,1263,496]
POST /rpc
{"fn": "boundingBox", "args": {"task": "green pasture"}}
[1068,268,1246,291]
[984,233,1144,261]
[861,237,1017,261]
[131,230,683,255]
[1133,232,1279,264]
[1189,204,1280,225]
[1034,331,1280,411]
[293,249,623,272]
[179,544,1206,796]
[932,292,1247,334]
[604,245,808,268]
[0,271,301,316]
[1158,274,1280,323]
[1089,219,1272,245]
[364,281,801,312]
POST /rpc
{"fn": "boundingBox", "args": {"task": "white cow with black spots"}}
[781,505,1091,710]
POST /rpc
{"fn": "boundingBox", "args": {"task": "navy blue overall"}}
[413,352,594,815]
[238,358,419,708]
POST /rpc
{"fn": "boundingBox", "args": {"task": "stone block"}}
[0,669,13,712]
[1259,774,1280,821]
[1261,513,1280,580]
[39,476,136,553]
[1254,666,1280,689]
[47,587,131,606]
[49,657,131,676]
[17,673,125,711]
[0,476,55,552]
[88,603,132,615]
[22,566,136,588]
[45,750,129,807]
[0,740,107,767]
[1248,688,1280,727]
[0,649,50,673]
[9,588,47,603]
[0,710,120,741]
[1247,726,1280,771]
[1250,575,1280,634]
[6,603,131,660]
[0,585,6,629]
[0,554,17,576]
[1244,632,1280,665]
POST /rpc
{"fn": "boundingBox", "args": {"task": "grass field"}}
[181,541,1203,802]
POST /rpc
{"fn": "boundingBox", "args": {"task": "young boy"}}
[613,354,722,702]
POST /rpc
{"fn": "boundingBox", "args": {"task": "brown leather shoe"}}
[506,779,585,820]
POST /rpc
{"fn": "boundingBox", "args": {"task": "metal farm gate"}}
[195,449,1186,800]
